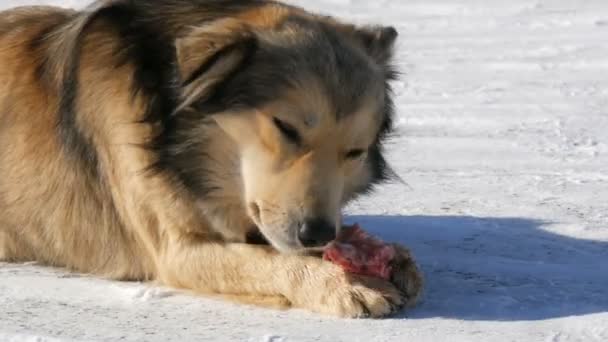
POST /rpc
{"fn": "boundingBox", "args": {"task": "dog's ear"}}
[175,19,256,111]
[355,26,398,65]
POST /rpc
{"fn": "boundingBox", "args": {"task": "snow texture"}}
[1,0,607,341]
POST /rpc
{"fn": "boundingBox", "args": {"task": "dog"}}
[0,0,422,317]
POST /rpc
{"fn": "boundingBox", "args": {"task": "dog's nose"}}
[298,218,336,247]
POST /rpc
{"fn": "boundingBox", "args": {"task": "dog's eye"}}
[273,117,301,144]
[345,149,366,160]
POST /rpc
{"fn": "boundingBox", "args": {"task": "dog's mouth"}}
[245,201,337,253]
[245,225,329,258]
[245,226,269,245]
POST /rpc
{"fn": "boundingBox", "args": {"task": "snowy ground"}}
[2,0,608,341]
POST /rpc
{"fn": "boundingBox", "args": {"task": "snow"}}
[1,0,608,341]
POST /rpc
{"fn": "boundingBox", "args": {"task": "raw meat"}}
[323,224,396,280]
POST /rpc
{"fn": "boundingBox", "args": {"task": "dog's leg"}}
[157,238,406,318]
[214,293,292,310]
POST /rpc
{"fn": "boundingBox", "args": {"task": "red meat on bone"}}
[323,224,396,280]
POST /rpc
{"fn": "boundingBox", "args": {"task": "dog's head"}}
[171,5,398,252]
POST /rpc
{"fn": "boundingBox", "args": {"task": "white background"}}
[1,0,607,341]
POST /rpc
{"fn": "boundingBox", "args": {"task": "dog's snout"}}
[298,218,336,247]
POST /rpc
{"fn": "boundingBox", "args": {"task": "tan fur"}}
[0,2,422,317]
[234,4,293,29]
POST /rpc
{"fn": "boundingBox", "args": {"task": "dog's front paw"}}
[289,261,404,318]
[389,243,424,307]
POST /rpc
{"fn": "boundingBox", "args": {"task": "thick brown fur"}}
[0,0,422,317]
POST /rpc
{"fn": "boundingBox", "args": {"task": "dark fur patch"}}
[153,113,224,196]
[193,16,382,118]
[367,71,399,189]
[156,39,258,196]
[85,2,184,185]
[58,55,100,176]
[182,38,258,87]
[365,93,396,190]
[90,3,179,121]
[27,12,101,177]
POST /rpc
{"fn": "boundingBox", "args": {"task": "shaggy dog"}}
[0,0,422,317]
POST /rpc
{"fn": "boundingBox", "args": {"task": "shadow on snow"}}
[346,215,608,321]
